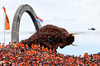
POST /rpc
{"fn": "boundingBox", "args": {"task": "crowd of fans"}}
[0,42,100,66]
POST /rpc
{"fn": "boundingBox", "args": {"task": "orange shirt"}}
[3,60,6,64]
[31,50,35,55]
[49,49,52,53]
[0,45,1,48]
[34,45,37,49]
[2,43,4,47]
[94,64,97,66]
[52,49,55,52]
[19,63,22,66]
[36,57,39,61]
[46,53,49,58]
[93,54,96,58]
[31,44,34,49]
[8,52,11,56]
[13,43,17,48]
[44,48,48,52]
[25,44,28,48]
[21,44,24,48]
[78,55,81,58]
[62,58,64,61]
[5,46,8,48]
[70,57,73,61]
[90,64,93,66]
[35,45,38,49]
[84,53,88,58]
[18,43,21,47]
[28,51,31,55]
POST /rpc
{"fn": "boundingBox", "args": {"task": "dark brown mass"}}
[20,25,74,50]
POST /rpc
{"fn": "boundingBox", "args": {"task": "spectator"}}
[0,42,100,66]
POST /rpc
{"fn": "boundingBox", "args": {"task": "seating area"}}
[0,42,100,66]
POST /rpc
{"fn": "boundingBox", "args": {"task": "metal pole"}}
[35,22,36,44]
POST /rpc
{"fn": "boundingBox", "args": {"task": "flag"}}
[2,7,10,30]
[36,16,43,23]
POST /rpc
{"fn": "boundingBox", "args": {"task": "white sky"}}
[0,0,100,31]
[0,0,100,56]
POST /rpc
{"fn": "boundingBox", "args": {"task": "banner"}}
[3,7,10,30]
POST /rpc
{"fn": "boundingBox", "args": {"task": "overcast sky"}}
[0,0,100,56]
